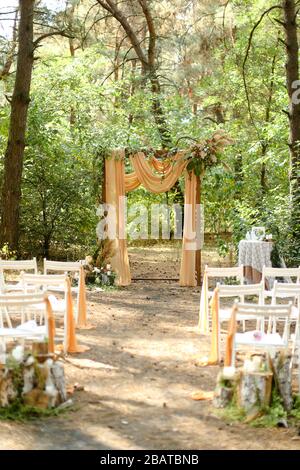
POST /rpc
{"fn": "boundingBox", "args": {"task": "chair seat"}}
[30,295,65,313]
[235,330,284,347]
[0,320,46,338]
[46,285,78,294]
[16,320,46,335]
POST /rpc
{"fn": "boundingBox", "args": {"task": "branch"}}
[0,8,18,80]
[96,0,149,69]
[282,109,291,118]
[242,5,282,138]
[138,0,156,68]
[175,136,198,146]
[33,30,74,48]
[100,57,139,86]
[203,116,219,124]
[273,17,286,28]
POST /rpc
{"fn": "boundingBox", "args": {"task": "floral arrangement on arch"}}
[84,255,116,287]
[182,130,234,178]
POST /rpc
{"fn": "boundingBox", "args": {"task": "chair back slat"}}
[273,282,300,295]
[44,259,82,274]
[0,292,46,307]
[263,266,300,283]
[0,258,37,272]
[217,283,263,297]
[235,301,292,318]
[205,265,244,279]
[22,273,67,287]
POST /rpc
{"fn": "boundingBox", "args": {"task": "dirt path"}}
[0,247,299,450]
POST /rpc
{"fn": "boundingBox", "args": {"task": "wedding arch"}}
[103,149,198,287]
[101,133,232,287]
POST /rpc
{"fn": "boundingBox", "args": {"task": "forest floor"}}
[0,245,300,450]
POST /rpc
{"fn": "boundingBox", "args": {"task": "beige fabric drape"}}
[179,171,197,287]
[129,152,187,193]
[125,153,183,192]
[198,288,220,366]
[150,156,172,173]
[224,304,237,367]
[198,269,209,333]
[125,172,140,192]
[45,295,55,354]
[105,151,131,286]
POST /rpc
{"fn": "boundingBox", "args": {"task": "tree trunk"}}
[68,3,76,125]
[283,0,300,256]
[96,0,172,148]
[238,371,273,414]
[149,74,172,148]
[0,0,34,251]
[43,235,51,259]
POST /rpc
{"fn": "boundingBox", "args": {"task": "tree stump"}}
[238,371,273,414]
[0,367,18,407]
[50,362,67,404]
[269,351,293,411]
[213,368,240,408]
[213,385,234,408]
[0,357,67,409]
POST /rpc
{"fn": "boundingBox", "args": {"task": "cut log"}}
[213,368,240,408]
[238,371,273,414]
[22,366,35,395]
[269,350,293,411]
[0,369,18,407]
[51,362,67,404]
[23,389,49,409]
[0,356,67,409]
[213,385,233,408]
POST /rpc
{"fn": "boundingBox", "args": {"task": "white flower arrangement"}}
[11,345,24,363]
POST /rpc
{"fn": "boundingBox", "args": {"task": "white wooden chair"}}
[216,282,264,353]
[206,265,244,298]
[231,302,292,366]
[271,282,300,322]
[262,266,300,299]
[21,273,70,352]
[199,265,244,333]
[0,292,49,352]
[271,282,300,389]
[44,259,84,321]
[0,258,38,293]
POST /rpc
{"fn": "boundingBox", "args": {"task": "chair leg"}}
[298,347,300,394]
[0,338,6,354]
[4,307,12,328]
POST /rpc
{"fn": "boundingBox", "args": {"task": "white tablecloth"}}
[238,240,273,283]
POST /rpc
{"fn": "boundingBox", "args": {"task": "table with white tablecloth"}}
[238,240,273,285]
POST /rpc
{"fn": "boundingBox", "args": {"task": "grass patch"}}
[215,390,300,428]
[0,400,74,422]
[214,404,245,423]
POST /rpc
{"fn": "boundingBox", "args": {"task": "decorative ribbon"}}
[198,287,220,366]
[198,270,209,334]
[224,304,237,367]
[45,295,55,354]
